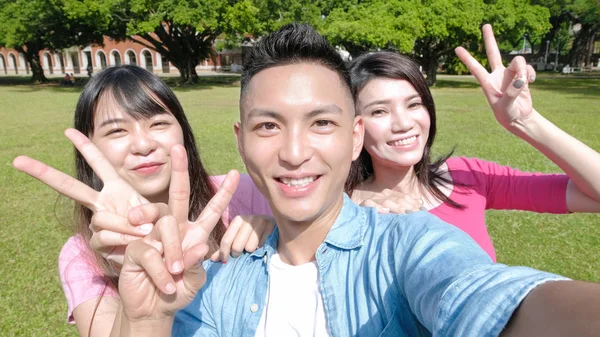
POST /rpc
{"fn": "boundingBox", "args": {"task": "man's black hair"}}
[240,23,351,96]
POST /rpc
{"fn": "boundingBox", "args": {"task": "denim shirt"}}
[174,194,567,337]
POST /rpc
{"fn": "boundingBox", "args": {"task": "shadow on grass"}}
[434,79,481,89]
[434,75,600,99]
[0,74,241,93]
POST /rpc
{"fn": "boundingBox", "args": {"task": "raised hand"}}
[360,189,425,214]
[116,144,240,321]
[455,24,537,129]
[210,214,276,263]
[12,128,151,263]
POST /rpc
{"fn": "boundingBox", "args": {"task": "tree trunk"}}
[585,31,596,68]
[29,51,47,83]
[424,57,439,87]
[16,44,47,83]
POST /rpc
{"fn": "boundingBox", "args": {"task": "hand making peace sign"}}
[455,24,538,129]
[13,128,150,263]
[116,144,239,322]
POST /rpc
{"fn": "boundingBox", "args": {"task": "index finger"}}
[168,144,190,223]
[65,128,120,182]
[13,155,98,208]
[194,170,240,234]
[455,47,489,84]
[482,24,503,71]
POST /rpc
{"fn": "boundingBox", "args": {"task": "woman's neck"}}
[368,160,419,195]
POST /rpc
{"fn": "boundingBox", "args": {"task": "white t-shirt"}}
[254,253,330,337]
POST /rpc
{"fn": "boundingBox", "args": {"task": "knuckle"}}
[57,176,75,193]
[141,247,159,261]
[166,242,182,254]
[221,238,233,247]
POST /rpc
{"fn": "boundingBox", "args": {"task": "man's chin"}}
[272,202,319,224]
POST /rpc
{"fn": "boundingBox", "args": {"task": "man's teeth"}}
[389,136,417,146]
[280,176,316,187]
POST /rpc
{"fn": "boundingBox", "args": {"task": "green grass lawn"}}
[1,75,599,335]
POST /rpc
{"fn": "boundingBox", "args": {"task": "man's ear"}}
[234,122,245,160]
[351,115,364,161]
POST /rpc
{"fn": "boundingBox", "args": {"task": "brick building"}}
[0,36,243,76]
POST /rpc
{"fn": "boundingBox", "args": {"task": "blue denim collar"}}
[250,194,367,261]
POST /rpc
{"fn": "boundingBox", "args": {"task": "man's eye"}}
[259,122,277,130]
[314,120,333,127]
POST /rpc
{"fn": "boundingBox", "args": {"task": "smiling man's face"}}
[236,62,363,224]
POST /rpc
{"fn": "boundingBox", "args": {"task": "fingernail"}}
[380,207,390,213]
[513,79,524,89]
[172,261,182,273]
[165,283,176,294]
[419,207,427,211]
[137,223,153,235]
[529,74,536,82]
[405,210,413,214]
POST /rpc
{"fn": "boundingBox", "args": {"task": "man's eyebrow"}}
[247,109,284,122]
[362,95,421,109]
[98,118,128,128]
[305,104,343,119]
[247,104,343,121]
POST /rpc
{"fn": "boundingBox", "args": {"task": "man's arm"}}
[501,280,600,337]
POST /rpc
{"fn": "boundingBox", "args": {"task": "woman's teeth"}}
[388,136,417,146]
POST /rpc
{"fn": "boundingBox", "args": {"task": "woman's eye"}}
[152,121,169,127]
[408,102,423,109]
[106,128,125,136]
[371,109,386,116]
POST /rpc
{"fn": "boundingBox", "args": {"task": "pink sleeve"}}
[58,235,119,324]
[450,157,569,213]
[210,174,272,226]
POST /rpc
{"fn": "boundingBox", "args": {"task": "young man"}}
[112,24,600,337]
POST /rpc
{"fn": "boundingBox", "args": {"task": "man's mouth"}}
[277,176,319,187]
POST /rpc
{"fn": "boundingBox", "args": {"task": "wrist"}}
[121,315,174,336]
[506,109,545,140]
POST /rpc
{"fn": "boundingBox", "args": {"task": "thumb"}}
[502,56,528,101]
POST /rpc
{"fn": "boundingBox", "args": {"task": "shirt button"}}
[263,255,268,263]
[250,303,259,313]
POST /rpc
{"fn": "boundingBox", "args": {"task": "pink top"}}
[58,174,271,323]
[429,157,570,262]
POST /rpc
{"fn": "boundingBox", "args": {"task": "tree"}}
[0,0,111,82]
[412,0,485,86]
[567,0,600,67]
[253,0,323,32]
[64,0,264,84]
[483,0,552,55]
[321,0,423,56]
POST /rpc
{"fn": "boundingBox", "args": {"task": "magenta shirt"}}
[429,157,569,262]
[58,174,272,323]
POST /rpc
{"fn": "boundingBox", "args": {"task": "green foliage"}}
[321,0,423,55]
[484,0,552,52]
[0,0,111,82]
[254,0,323,32]
[444,52,489,75]
[61,0,265,83]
